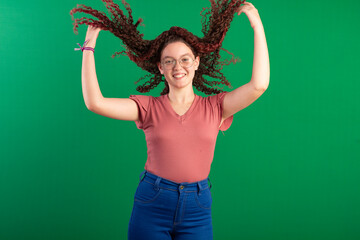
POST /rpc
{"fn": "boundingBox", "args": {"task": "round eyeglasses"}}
[161,56,195,70]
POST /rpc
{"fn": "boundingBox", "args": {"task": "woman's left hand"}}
[237,2,263,29]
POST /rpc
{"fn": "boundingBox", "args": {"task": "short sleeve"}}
[215,91,234,131]
[129,95,151,129]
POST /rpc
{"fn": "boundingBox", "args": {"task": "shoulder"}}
[200,92,229,106]
[129,94,156,111]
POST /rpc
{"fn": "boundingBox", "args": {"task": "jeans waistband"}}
[138,170,212,192]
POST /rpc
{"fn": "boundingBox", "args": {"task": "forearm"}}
[250,24,270,90]
[81,43,104,109]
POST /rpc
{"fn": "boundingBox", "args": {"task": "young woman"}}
[71,0,269,239]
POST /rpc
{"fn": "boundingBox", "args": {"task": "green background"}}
[1,0,360,239]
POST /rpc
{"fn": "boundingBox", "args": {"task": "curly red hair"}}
[70,0,246,95]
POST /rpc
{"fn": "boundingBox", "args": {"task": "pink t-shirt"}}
[129,92,233,183]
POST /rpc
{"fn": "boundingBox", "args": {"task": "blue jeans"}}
[128,170,213,240]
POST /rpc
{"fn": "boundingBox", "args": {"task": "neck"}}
[167,87,195,104]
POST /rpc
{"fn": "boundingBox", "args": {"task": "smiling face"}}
[157,41,200,91]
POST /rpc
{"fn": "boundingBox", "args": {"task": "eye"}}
[163,59,174,65]
[181,57,190,62]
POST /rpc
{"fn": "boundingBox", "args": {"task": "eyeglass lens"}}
[162,57,194,69]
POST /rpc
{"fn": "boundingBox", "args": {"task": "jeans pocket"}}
[134,180,162,204]
[194,188,212,209]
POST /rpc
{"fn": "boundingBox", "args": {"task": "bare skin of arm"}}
[81,25,139,121]
[222,2,270,120]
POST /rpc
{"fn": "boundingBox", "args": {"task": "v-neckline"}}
[164,94,198,121]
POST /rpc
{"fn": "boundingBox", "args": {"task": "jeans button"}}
[180,185,184,190]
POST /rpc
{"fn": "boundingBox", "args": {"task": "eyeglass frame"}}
[160,55,197,70]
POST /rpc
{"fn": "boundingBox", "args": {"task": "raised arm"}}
[222,2,270,120]
[81,25,139,121]
[81,26,102,108]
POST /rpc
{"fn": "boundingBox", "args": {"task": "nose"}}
[173,60,182,70]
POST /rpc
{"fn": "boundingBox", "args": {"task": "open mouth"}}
[173,73,186,79]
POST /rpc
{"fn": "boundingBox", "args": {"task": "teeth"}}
[173,73,185,78]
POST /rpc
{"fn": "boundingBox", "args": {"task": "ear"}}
[157,62,164,74]
[194,56,200,70]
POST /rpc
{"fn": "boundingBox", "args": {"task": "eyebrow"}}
[162,53,193,59]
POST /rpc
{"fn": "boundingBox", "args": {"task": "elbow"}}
[251,74,270,91]
[86,104,95,112]
[256,77,270,91]
[85,103,95,112]
[254,84,268,92]
[85,101,99,112]
[85,97,103,112]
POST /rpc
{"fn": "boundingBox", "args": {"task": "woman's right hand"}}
[84,25,102,48]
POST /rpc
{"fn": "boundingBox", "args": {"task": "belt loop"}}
[197,181,203,195]
[139,170,146,182]
[208,177,212,190]
[154,176,161,191]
